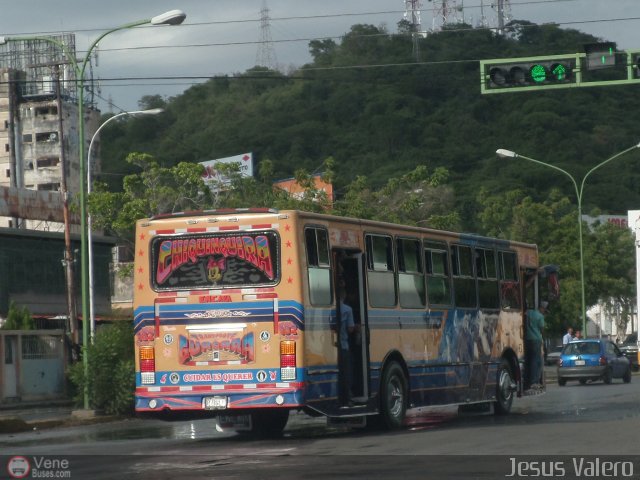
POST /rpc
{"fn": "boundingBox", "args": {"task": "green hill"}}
[99,20,640,231]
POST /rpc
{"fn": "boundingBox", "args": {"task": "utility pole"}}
[54,64,79,347]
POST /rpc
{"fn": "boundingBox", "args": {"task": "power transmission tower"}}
[255,0,278,70]
[431,0,461,31]
[404,0,424,61]
[494,0,512,35]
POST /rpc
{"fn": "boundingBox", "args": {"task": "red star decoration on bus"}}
[286,240,292,248]
[137,267,144,274]
[138,250,144,257]
[285,224,291,232]
[287,258,292,265]
[139,233,145,241]
[137,283,144,290]
[287,277,293,284]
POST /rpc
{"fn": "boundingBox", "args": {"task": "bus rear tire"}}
[494,359,514,416]
[380,362,408,429]
[247,409,290,438]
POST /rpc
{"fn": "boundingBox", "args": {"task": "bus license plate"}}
[203,396,228,410]
[574,360,585,366]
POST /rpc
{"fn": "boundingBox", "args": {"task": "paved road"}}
[1,373,638,479]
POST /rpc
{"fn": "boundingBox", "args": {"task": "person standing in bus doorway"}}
[526,301,547,389]
[562,326,574,345]
[338,287,355,405]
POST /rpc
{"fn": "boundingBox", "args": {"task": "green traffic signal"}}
[551,63,568,81]
[530,64,547,83]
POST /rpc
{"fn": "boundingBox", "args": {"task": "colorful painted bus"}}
[133,208,557,434]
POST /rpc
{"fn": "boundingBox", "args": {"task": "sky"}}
[1,0,639,113]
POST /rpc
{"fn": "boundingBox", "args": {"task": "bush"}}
[2,301,34,330]
[67,322,134,415]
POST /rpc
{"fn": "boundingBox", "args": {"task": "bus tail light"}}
[140,346,156,385]
[280,340,296,381]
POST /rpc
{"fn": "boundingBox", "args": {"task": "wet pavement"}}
[0,365,560,434]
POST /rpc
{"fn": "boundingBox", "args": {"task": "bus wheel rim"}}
[498,368,512,402]
[389,377,404,417]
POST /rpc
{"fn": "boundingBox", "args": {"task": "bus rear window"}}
[150,231,279,290]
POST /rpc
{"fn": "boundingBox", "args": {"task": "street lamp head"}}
[150,9,186,26]
[140,108,164,115]
[496,148,517,159]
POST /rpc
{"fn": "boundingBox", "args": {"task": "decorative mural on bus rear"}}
[153,233,277,288]
[179,332,255,364]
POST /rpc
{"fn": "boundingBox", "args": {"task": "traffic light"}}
[480,55,579,94]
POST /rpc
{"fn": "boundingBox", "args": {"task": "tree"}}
[2,302,34,330]
[334,165,460,230]
[476,189,636,336]
[89,153,212,246]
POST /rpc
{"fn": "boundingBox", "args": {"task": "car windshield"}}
[563,342,600,355]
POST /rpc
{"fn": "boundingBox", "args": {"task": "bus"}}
[133,208,558,434]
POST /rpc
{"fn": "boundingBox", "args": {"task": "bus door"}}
[334,249,370,404]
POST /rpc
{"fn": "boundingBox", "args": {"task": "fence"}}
[1,329,68,403]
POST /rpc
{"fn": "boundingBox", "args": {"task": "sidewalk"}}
[0,399,119,434]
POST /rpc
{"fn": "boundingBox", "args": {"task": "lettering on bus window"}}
[499,250,521,309]
[396,237,425,308]
[305,227,332,305]
[151,232,278,290]
[366,234,396,307]
[451,244,477,308]
[476,248,500,309]
[178,332,255,365]
[424,241,451,306]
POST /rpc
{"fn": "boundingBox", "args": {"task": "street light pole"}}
[497,144,640,337]
[87,108,163,343]
[0,9,185,410]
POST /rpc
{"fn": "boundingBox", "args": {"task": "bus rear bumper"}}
[135,383,305,415]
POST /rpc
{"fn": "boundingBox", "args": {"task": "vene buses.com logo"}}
[7,456,30,479]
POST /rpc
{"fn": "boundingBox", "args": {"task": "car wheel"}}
[379,361,408,429]
[579,379,587,385]
[623,367,632,384]
[557,377,566,386]
[494,359,514,415]
[603,367,613,384]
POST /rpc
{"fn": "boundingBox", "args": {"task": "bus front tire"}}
[494,359,514,415]
[380,362,408,429]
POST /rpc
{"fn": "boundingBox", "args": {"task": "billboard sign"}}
[199,153,253,188]
[0,186,75,223]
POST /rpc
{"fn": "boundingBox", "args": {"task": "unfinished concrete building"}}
[0,34,100,232]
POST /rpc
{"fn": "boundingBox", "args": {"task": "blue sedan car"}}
[557,339,632,386]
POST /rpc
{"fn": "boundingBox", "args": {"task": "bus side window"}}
[396,237,425,308]
[305,227,332,305]
[451,244,477,308]
[424,241,452,306]
[498,250,521,310]
[365,234,396,307]
[476,248,499,309]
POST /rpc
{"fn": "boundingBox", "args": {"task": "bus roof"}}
[140,208,537,251]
